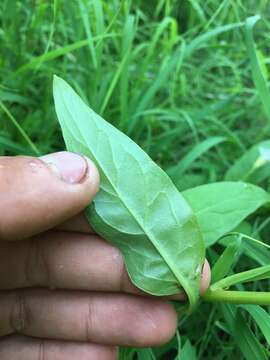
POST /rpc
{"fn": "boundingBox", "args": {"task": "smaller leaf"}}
[211,264,270,291]
[218,221,270,266]
[183,182,270,246]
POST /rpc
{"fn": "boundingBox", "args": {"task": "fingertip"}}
[200,259,211,295]
[168,259,211,301]
[134,300,177,347]
[40,151,100,206]
[83,157,100,199]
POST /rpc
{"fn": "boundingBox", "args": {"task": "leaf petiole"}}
[202,290,270,305]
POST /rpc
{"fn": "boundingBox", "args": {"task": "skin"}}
[0,152,211,360]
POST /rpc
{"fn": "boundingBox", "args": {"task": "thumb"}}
[0,151,99,241]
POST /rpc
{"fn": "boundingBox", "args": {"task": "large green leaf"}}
[53,76,205,310]
[183,182,270,246]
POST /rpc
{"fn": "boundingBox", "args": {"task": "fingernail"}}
[40,151,88,184]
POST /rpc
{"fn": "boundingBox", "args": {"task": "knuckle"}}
[10,291,31,334]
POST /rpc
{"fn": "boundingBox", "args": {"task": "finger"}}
[200,259,211,294]
[0,231,211,299]
[57,213,94,233]
[0,335,117,360]
[0,152,99,241]
[0,290,177,347]
[57,215,211,295]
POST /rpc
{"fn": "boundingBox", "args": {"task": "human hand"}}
[0,152,210,360]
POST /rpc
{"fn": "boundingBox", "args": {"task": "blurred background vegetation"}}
[1,0,270,359]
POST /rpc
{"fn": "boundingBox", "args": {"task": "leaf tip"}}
[53,75,68,102]
[53,74,63,88]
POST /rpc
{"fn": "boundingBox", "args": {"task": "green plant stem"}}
[203,289,270,305]
[0,101,39,155]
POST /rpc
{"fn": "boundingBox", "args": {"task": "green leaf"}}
[225,140,270,183]
[218,221,270,266]
[211,264,270,291]
[183,182,270,246]
[53,75,205,310]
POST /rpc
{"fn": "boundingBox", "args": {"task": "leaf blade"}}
[53,75,205,310]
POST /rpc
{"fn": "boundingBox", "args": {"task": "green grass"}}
[1,0,270,359]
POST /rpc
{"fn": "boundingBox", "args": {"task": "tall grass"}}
[1,0,270,358]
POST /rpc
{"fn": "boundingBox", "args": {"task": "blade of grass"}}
[78,0,98,69]
[0,134,34,154]
[0,101,39,155]
[184,22,244,58]
[203,0,230,30]
[167,136,226,179]
[245,16,270,129]
[220,304,267,360]
[180,339,198,360]
[211,239,242,283]
[187,0,206,23]
[100,50,130,114]
[234,310,267,360]
[129,45,183,133]
[16,34,117,73]
[136,348,156,360]
[119,14,136,129]
[241,305,270,346]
